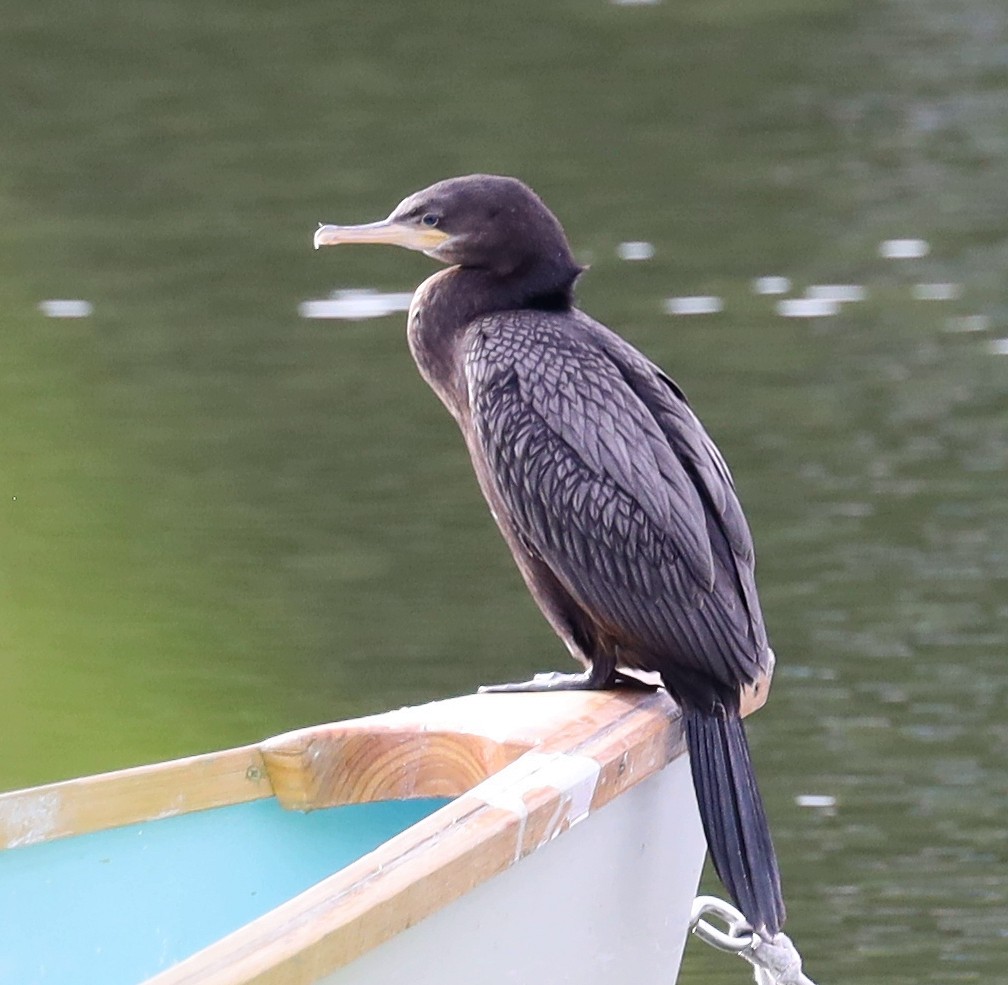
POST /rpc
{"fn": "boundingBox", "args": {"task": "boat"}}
[0,684,769,984]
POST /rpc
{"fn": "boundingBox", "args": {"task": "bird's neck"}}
[407,264,577,418]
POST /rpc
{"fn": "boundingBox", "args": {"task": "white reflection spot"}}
[879,238,929,259]
[912,282,961,302]
[663,296,723,316]
[616,241,655,261]
[946,315,989,334]
[752,276,791,296]
[39,299,93,318]
[775,298,839,318]
[299,289,414,321]
[806,284,866,303]
[796,794,837,812]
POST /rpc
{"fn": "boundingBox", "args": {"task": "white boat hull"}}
[327,754,705,984]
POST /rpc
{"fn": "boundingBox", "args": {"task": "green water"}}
[1,1,1005,981]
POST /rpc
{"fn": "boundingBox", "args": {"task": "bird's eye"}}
[421,213,440,227]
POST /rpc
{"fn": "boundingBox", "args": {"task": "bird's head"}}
[314,174,581,288]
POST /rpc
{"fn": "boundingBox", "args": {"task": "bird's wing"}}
[464,311,765,688]
[593,322,766,643]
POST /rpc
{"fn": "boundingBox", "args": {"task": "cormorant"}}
[314,174,785,937]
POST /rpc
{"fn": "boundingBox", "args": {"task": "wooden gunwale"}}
[0,743,271,851]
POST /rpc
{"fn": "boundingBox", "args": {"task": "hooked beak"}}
[313,218,450,254]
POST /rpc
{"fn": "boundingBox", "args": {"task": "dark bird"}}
[314,174,785,937]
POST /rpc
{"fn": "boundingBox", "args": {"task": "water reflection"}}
[298,289,414,321]
[879,238,930,259]
[776,297,839,318]
[752,276,791,296]
[794,794,837,816]
[945,314,989,333]
[805,284,867,303]
[912,283,961,302]
[37,299,93,318]
[664,295,723,315]
[616,240,656,261]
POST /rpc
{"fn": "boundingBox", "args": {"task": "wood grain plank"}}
[0,745,271,850]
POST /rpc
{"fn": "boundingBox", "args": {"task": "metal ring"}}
[689,896,759,955]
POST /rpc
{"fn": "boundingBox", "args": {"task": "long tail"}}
[684,706,785,937]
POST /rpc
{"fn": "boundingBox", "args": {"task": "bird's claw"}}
[478,671,598,694]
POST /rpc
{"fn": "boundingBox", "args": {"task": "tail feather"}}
[684,706,785,936]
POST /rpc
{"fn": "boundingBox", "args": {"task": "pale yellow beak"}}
[313,218,450,252]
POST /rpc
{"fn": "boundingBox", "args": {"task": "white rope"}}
[689,895,818,985]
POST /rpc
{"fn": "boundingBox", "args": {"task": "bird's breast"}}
[406,270,471,421]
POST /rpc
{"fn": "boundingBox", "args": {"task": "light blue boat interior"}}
[0,796,451,984]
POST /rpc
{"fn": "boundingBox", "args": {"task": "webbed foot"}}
[478,670,602,694]
[478,665,656,694]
